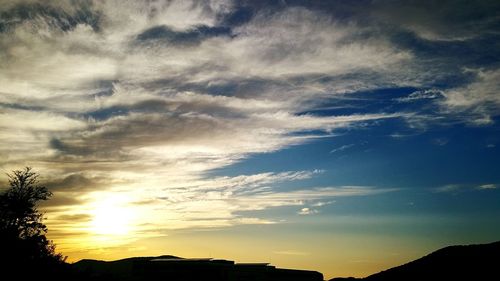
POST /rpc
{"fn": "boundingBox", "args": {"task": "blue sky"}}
[0,0,499,278]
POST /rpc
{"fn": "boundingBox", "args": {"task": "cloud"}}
[441,69,500,125]
[389,132,420,139]
[369,0,500,41]
[434,184,463,193]
[45,173,127,193]
[39,193,85,208]
[477,184,497,190]
[39,169,395,253]
[0,1,407,249]
[44,97,400,166]
[0,108,85,131]
[229,185,394,212]
[273,250,310,256]
[135,24,231,46]
[42,169,394,233]
[53,214,93,222]
[0,1,101,32]
[396,89,444,103]
[330,144,355,154]
[0,0,498,255]
[434,183,498,193]
[298,207,318,215]
[311,201,334,207]
[432,138,449,146]
[225,7,411,79]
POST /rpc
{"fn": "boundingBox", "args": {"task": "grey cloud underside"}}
[50,112,231,156]
[0,0,498,165]
[0,1,101,33]
[368,0,500,41]
[85,97,248,121]
[53,213,92,222]
[39,193,84,208]
[45,173,117,193]
[135,24,232,46]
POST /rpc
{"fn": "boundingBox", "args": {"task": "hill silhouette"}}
[331,241,500,281]
[72,255,323,281]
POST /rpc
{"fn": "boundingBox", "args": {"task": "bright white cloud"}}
[477,184,497,190]
[43,169,395,251]
[298,207,318,215]
[396,89,444,103]
[441,69,500,125]
[226,7,411,79]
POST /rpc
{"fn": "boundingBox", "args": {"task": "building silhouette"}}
[74,256,324,281]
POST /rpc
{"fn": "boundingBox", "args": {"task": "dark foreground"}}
[72,256,323,281]
[3,241,499,280]
[331,240,500,281]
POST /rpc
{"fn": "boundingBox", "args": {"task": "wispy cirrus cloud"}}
[369,0,500,41]
[273,250,310,256]
[434,184,463,193]
[298,208,318,215]
[330,144,355,154]
[434,183,499,193]
[395,89,444,103]
[43,169,395,250]
[440,69,500,125]
[476,184,497,190]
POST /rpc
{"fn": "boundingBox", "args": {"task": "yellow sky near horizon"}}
[44,207,453,279]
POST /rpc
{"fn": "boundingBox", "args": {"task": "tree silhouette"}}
[0,167,65,276]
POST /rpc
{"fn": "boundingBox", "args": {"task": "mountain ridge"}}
[330,240,500,281]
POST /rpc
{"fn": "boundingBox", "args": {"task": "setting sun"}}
[90,197,135,236]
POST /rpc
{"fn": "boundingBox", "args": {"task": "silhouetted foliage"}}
[0,167,66,278]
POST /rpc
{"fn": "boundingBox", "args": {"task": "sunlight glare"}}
[90,197,135,236]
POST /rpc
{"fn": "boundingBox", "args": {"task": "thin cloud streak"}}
[43,170,395,250]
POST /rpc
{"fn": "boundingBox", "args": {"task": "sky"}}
[0,0,499,279]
